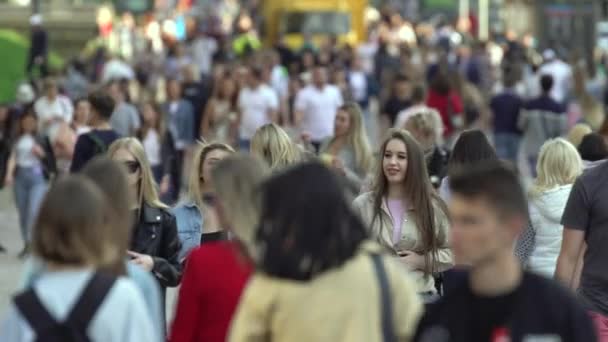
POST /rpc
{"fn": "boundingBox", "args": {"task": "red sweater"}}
[426,90,464,136]
[170,241,252,342]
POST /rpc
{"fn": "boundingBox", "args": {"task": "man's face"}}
[449,194,517,266]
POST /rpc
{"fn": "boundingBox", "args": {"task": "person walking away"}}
[26,14,48,78]
[491,69,524,165]
[0,177,157,342]
[163,78,195,203]
[527,139,582,277]
[108,138,182,331]
[250,123,301,172]
[518,75,567,175]
[4,111,50,258]
[294,66,344,151]
[415,162,596,342]
[172,143,234,261]
[236,67,279,151]
[318,103,373,193]
[538,49,572,105]
[353,129,452,301]
[229,163,423,341]
[170,156,266,342]
[71,91,120,172]
[556,136,608,341]
[404,109,449,188]
[578,133,608,169]
[107,80,140,137]
[426,71,464,141]
[394,84,431,130]
[382,74,412,130]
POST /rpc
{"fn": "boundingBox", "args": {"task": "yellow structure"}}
[263,0,367,49]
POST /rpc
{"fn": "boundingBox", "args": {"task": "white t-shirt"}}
[538,59,572,104]
[295,85,344,141]
[14,135,41,168]
[349,71,368,103]
[238,85,279,140]
[34,95,74,138]
[143,129,161,166]
[191,36,218,76]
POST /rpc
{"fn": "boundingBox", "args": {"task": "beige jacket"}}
[352,192,453,293]
[229,241,422,342]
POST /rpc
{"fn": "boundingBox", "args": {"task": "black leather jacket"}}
[131,203,182,288]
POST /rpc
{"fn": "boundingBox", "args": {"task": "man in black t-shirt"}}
[557,160,608,340]
[415,162,595,342]
[70,91,120,172]
[382,74,412,127]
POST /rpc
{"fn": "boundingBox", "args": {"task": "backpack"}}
[13,272,117,342]
[87,132,108,156]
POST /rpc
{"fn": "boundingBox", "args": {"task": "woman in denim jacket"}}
[172,142,235,262]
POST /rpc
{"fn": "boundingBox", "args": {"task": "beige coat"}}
[352,192,453,293]
[229,241,422,342]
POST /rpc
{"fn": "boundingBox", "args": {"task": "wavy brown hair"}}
[371,129,448,276]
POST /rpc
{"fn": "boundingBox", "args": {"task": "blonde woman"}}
[319,103,373,190]
[250,123,301,171]
[404,108,449,188]
[107,138,181,322]
[172,142,235,261]
[566,123,592,148]
[170,155,268,342]
[528,138,583,277]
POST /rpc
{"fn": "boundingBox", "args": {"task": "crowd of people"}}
[2,2,608,342]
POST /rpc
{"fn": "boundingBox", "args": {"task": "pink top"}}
[387,199,406,244]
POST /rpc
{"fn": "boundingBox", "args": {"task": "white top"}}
[14,135,41,168]
[271,65,289,100]
[295,85,344,141]
[349,71,367,103]
[0,269,158,342]
[237,84,279,140]
[191,36,218,75]
[143,129,161,166]
[528,185,573,278]
[34,95,74,138]
[538,59,573,104]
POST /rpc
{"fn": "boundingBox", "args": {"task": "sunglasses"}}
[123,161,140,174]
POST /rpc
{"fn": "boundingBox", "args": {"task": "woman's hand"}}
[4,174,13,187]
[399,250,425,271]
[331,157,346,175]
[160,175,171,195]
[127,251,155,271]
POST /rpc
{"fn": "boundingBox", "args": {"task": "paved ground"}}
[0,187,25,314]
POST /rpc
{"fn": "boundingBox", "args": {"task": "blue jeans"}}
[13,166,47,244]
[494,133,521,164]
[239,139,251,152]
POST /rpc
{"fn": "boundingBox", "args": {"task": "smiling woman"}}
[352,129,452,299]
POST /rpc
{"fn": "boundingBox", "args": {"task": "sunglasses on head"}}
[123,161,140,174]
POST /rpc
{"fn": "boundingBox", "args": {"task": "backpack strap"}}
[370,253,396,342]
[66,272,117,331]
[87,132,107,154]
[13,288,59,335]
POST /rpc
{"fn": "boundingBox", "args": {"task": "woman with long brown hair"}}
[200,71,239,144]
[353,129,452,300]
[137,101,173,193]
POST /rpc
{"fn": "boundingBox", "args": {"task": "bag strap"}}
[13,288,59,335]
[87,132,107,153]
[66,272,117,331]
[370,253,396,342]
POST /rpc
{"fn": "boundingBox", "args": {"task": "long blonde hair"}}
[212,155,269,260]
[108,138,167,209]
[530,138,583,197]
[567,123,592,148]
[339,103,373,173]
[573,65,605,130]
[185,141,235,210]
[250,123,301,171]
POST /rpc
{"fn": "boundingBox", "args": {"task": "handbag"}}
[370,253,397,342]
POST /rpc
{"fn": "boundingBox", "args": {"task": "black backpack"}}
[13,272,117,342]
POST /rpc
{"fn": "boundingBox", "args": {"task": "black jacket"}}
[131,203,182,288]
[426,146,449,189]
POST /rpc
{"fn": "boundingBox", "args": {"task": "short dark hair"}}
[250,66,264,80]
[449,161,529,220]
[88,91,115,120]
[448,130,498,174]
[411,84,427,103]
[256,162,368,281]
[540,74,554,93]
[578,133,608,162]
[394,73,409,84]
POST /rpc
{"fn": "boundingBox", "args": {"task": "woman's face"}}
[75,100,90,124]
[21,115,37,134]
[141,104,158,126]
[334,109,351,137]
[383,138,408,185]
[221,78,236,98]
[200,149,232,188]
[112,148,141,186]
